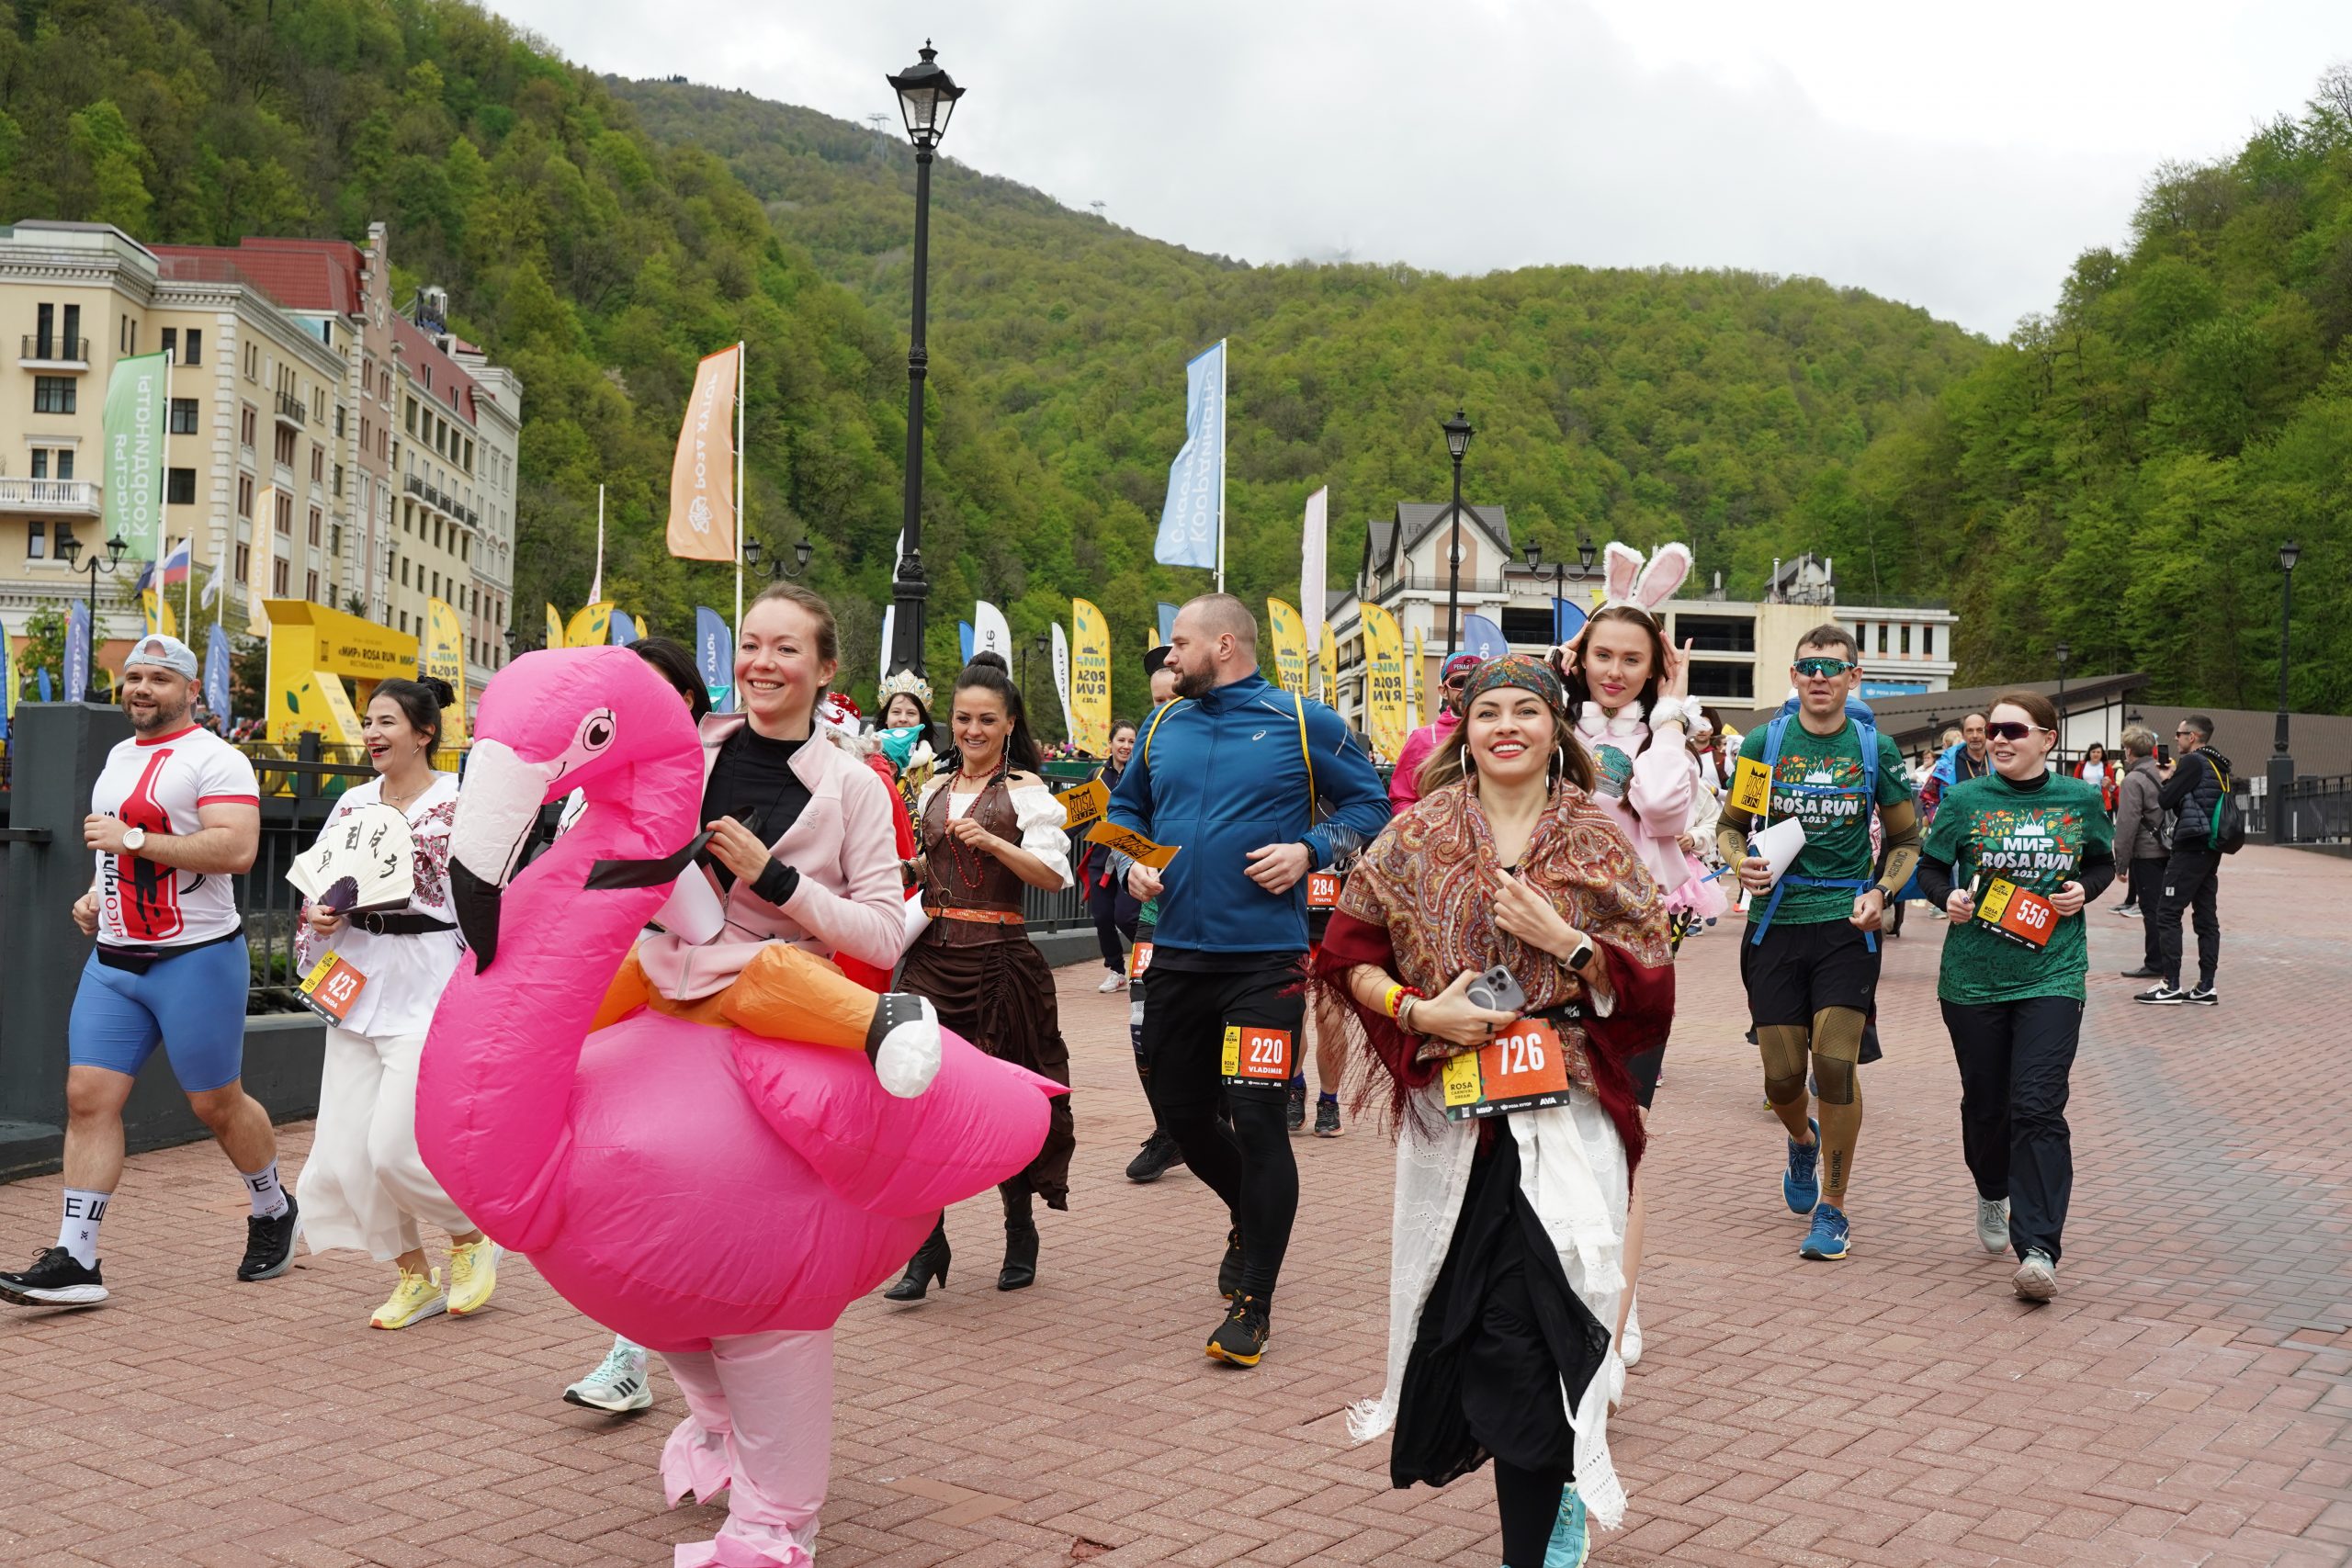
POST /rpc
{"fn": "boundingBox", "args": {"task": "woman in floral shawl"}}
[1311,655,1675,1568]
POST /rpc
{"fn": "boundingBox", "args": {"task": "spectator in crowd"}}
[2112,728,2166,965]
[2137,715,2230,1006]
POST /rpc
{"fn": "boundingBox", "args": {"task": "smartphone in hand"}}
[1464,964,1527,1015]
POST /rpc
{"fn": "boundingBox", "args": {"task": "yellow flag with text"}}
[1361,604,1407,761]
[667,344,741,561]
[1069,598,1112,754]
[423,598,470,746]
[1318,623,1337,705]
[1266,598,1309,699]
[140,590,176,638]
[567,602,614,651]
[545,604,565,649]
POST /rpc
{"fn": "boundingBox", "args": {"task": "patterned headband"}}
[1457,654,1567,718]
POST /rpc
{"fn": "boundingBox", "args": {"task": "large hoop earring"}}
[1459,743,1476,774]
[1548,748,1565,784]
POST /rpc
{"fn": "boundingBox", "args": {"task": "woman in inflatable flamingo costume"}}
[419,644,1063,1567]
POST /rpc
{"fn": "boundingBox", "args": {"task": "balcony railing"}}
[20,334,90,366]
[275,391,307,427]
[0,477,101,515]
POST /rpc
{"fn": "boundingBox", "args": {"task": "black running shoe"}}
[1314,1098,1342,1138]
[0,1247,107,1307]
[2183,986,2219,1006]
[1285,1079,1306,1133]
[238,1195,301,1281]
[1217,1226,1243,1300]
[1125,1131,1181,1184]
[1205,1295,1271,1367]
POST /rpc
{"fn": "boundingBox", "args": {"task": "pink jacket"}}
[636,713,907,1001]
[1577,701,1722,918]
[1390,711,1460,811]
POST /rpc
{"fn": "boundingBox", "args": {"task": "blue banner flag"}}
[0,614,9,741]
[695,605,733,712]
[64,599,90,703]
[1153,340,1226,571]
[610,610,639,647]
[1460,614,1509,661]
[39,666,52,702]
[1553,598,1588,645]
[205,624,232,722]
[958,621,975,663]
[1156,602,1178,647]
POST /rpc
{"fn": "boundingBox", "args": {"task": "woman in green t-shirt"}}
[1917,691,2116,1304]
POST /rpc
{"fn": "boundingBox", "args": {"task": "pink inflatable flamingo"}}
[417,648,1061,1566]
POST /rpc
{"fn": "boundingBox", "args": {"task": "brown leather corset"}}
[920,775,1027,915]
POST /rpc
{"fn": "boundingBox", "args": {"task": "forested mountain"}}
[611,80,1987,616]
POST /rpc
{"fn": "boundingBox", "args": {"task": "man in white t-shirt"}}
[0,636,293,1310]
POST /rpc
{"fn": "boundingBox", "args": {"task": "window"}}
[308,507,322,547]
[184,328,200,366]
[306,570,320,602]
[274,491,293,536]
[29,450,46,479]
[401,558,410,587]
[399,610,409,634]
[62,304,79,355]
[1687,661,1755,701]
[330,523,341,557]
[166,468,195,504]
[311,447,324,484]
[236,475,254,518]
[1675,614,1757,654]
[463,438,474,471]
[169,397,198,435]
[244,344,259,381]
[334,464,344,499]
[241,405,257,448]
[404,398,417,435]
[273,558,288,594]
[334,406,345,439]
[274,426,295,467]
[1875,623,1888,654]
[1922,626,1936,659]
[56,449,73,480]
[1900,624,1912,656]
[160,327,176,360]
[35,302,51,356]
[233,543,249,581]
[33,377,75,413]
[27,521,44,558]
[432,518,442,549]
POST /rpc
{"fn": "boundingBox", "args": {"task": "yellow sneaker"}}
[371,1267,447,1330]
[447,1238,500,1316]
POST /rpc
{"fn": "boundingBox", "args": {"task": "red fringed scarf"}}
[1308,778,1677,1168]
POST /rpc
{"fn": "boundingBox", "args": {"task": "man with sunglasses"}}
[2137,715,2229,1006]
[1715,627,1920,1262]
[1389,652,1482,811]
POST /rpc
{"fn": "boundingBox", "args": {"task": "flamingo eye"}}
[576,710,616,753]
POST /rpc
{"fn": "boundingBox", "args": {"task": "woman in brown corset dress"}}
[884,655,1076,1299]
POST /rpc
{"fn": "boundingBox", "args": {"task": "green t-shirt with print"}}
[1923,770,2113,1005]
[1736,716,1914,925]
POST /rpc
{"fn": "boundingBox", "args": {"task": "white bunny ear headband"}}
[1600,540,1694,615]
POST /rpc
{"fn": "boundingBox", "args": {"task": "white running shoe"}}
[1975,1196,2010,1254]
[2012,1250,2058,1303]
[563,1340,652,1413]
[1621,1297,1644,1367]
[1096,973,1127,993]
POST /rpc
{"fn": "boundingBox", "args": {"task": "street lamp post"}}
[885,40,965,682]
[58,531,129,701]
[2054,640,2070,758]
[1522,535,1599,644]
[742,536,813,582]
[1441,408,1474,657]
[2269,538,2300,843]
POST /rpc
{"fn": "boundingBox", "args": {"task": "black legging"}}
[1495,1459,1566,1567]
[1088,872,1138,973]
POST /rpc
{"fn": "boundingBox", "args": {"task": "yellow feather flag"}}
[140,589,176,638]
[567,602,613,650]
[423,598,470,746]
[1360,604,1408,761]
[545,604,565,649]
[1069,598,1112,754]
[1410,626,1427,731]
[1266,598,1309,699]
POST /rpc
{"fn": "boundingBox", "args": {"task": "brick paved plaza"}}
[1,844,2346,1566]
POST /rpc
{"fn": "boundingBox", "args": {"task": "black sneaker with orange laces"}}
[1206,1294,1271,1367]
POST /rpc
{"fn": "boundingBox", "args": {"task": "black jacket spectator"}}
[2158,747,2232,851]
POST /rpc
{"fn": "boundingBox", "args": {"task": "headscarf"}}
[1456,653,1567,721]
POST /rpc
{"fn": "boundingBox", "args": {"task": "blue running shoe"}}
[1783,1118,1821,1214]
[1545,1483,1590,1567]
[1801,1202,1850,1260]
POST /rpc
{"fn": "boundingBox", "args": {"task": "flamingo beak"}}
[447,738,560,973]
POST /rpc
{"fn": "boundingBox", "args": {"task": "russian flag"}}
[158,537,192,585]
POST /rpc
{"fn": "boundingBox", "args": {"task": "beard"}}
[1172,660,1216,699]
[128,693,192,736]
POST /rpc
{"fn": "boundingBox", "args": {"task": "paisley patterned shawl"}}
[1311,777,1675,1162]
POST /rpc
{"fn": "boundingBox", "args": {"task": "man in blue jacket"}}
[1110,593,1389,1368]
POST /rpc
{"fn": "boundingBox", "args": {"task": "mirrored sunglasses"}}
[1792,656,1855,678]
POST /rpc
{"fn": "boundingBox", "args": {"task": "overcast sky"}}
[488,0,2349,339]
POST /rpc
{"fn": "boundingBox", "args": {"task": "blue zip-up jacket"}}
[1106,670,1390,954]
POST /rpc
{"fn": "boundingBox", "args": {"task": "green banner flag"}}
[103,351,169,560]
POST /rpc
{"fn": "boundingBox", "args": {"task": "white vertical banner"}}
[1153,339,1226,577]
[1050,620,1074,739]
[972,601,1012,662]
[878,604,896,687]
[1299,484,1329,699]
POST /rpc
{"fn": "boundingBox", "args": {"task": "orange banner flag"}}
[667,344,741,562]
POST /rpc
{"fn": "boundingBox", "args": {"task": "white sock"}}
[58,1190,109,1269]
[239,1160,289,1220]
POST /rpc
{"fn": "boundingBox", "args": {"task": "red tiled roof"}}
[149,238,362,315]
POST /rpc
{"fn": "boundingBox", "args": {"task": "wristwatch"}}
[121,826,147,854]
[1566,936,1595,972]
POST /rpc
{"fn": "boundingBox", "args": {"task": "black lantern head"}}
[794,538,814,574]
[1576,534,1597,573]
[2055,640,2070,666]
[1442,408,1474,463]
[105,534,128,568]
[888,40,964,150]
[1523,540,1541,571]
[2279,538,2301,573]
[58,532,83,567]
[742,536,764,570]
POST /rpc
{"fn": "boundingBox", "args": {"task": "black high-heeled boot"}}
[884,1215,950,1302]
[998,1179,1038,1292]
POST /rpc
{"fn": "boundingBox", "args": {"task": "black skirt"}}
[1389,1122,1611,1491]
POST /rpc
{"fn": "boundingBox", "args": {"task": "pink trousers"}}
[662,1328,833,1567]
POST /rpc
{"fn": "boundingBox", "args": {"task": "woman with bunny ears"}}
[1550,541,1720,1381]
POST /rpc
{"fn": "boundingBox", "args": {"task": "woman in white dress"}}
[294,677,495,1329]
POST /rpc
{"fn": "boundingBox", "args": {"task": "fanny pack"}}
[96,928,241,976]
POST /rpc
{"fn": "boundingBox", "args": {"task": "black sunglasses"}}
[1985,721,2049,741]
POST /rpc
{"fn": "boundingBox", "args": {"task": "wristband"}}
[1380,983,1404,1019]
[1648,695,1693,731]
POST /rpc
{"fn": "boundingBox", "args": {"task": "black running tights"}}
[1495,1458,1566,1566]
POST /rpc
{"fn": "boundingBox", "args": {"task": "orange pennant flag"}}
[667,344,741,562]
